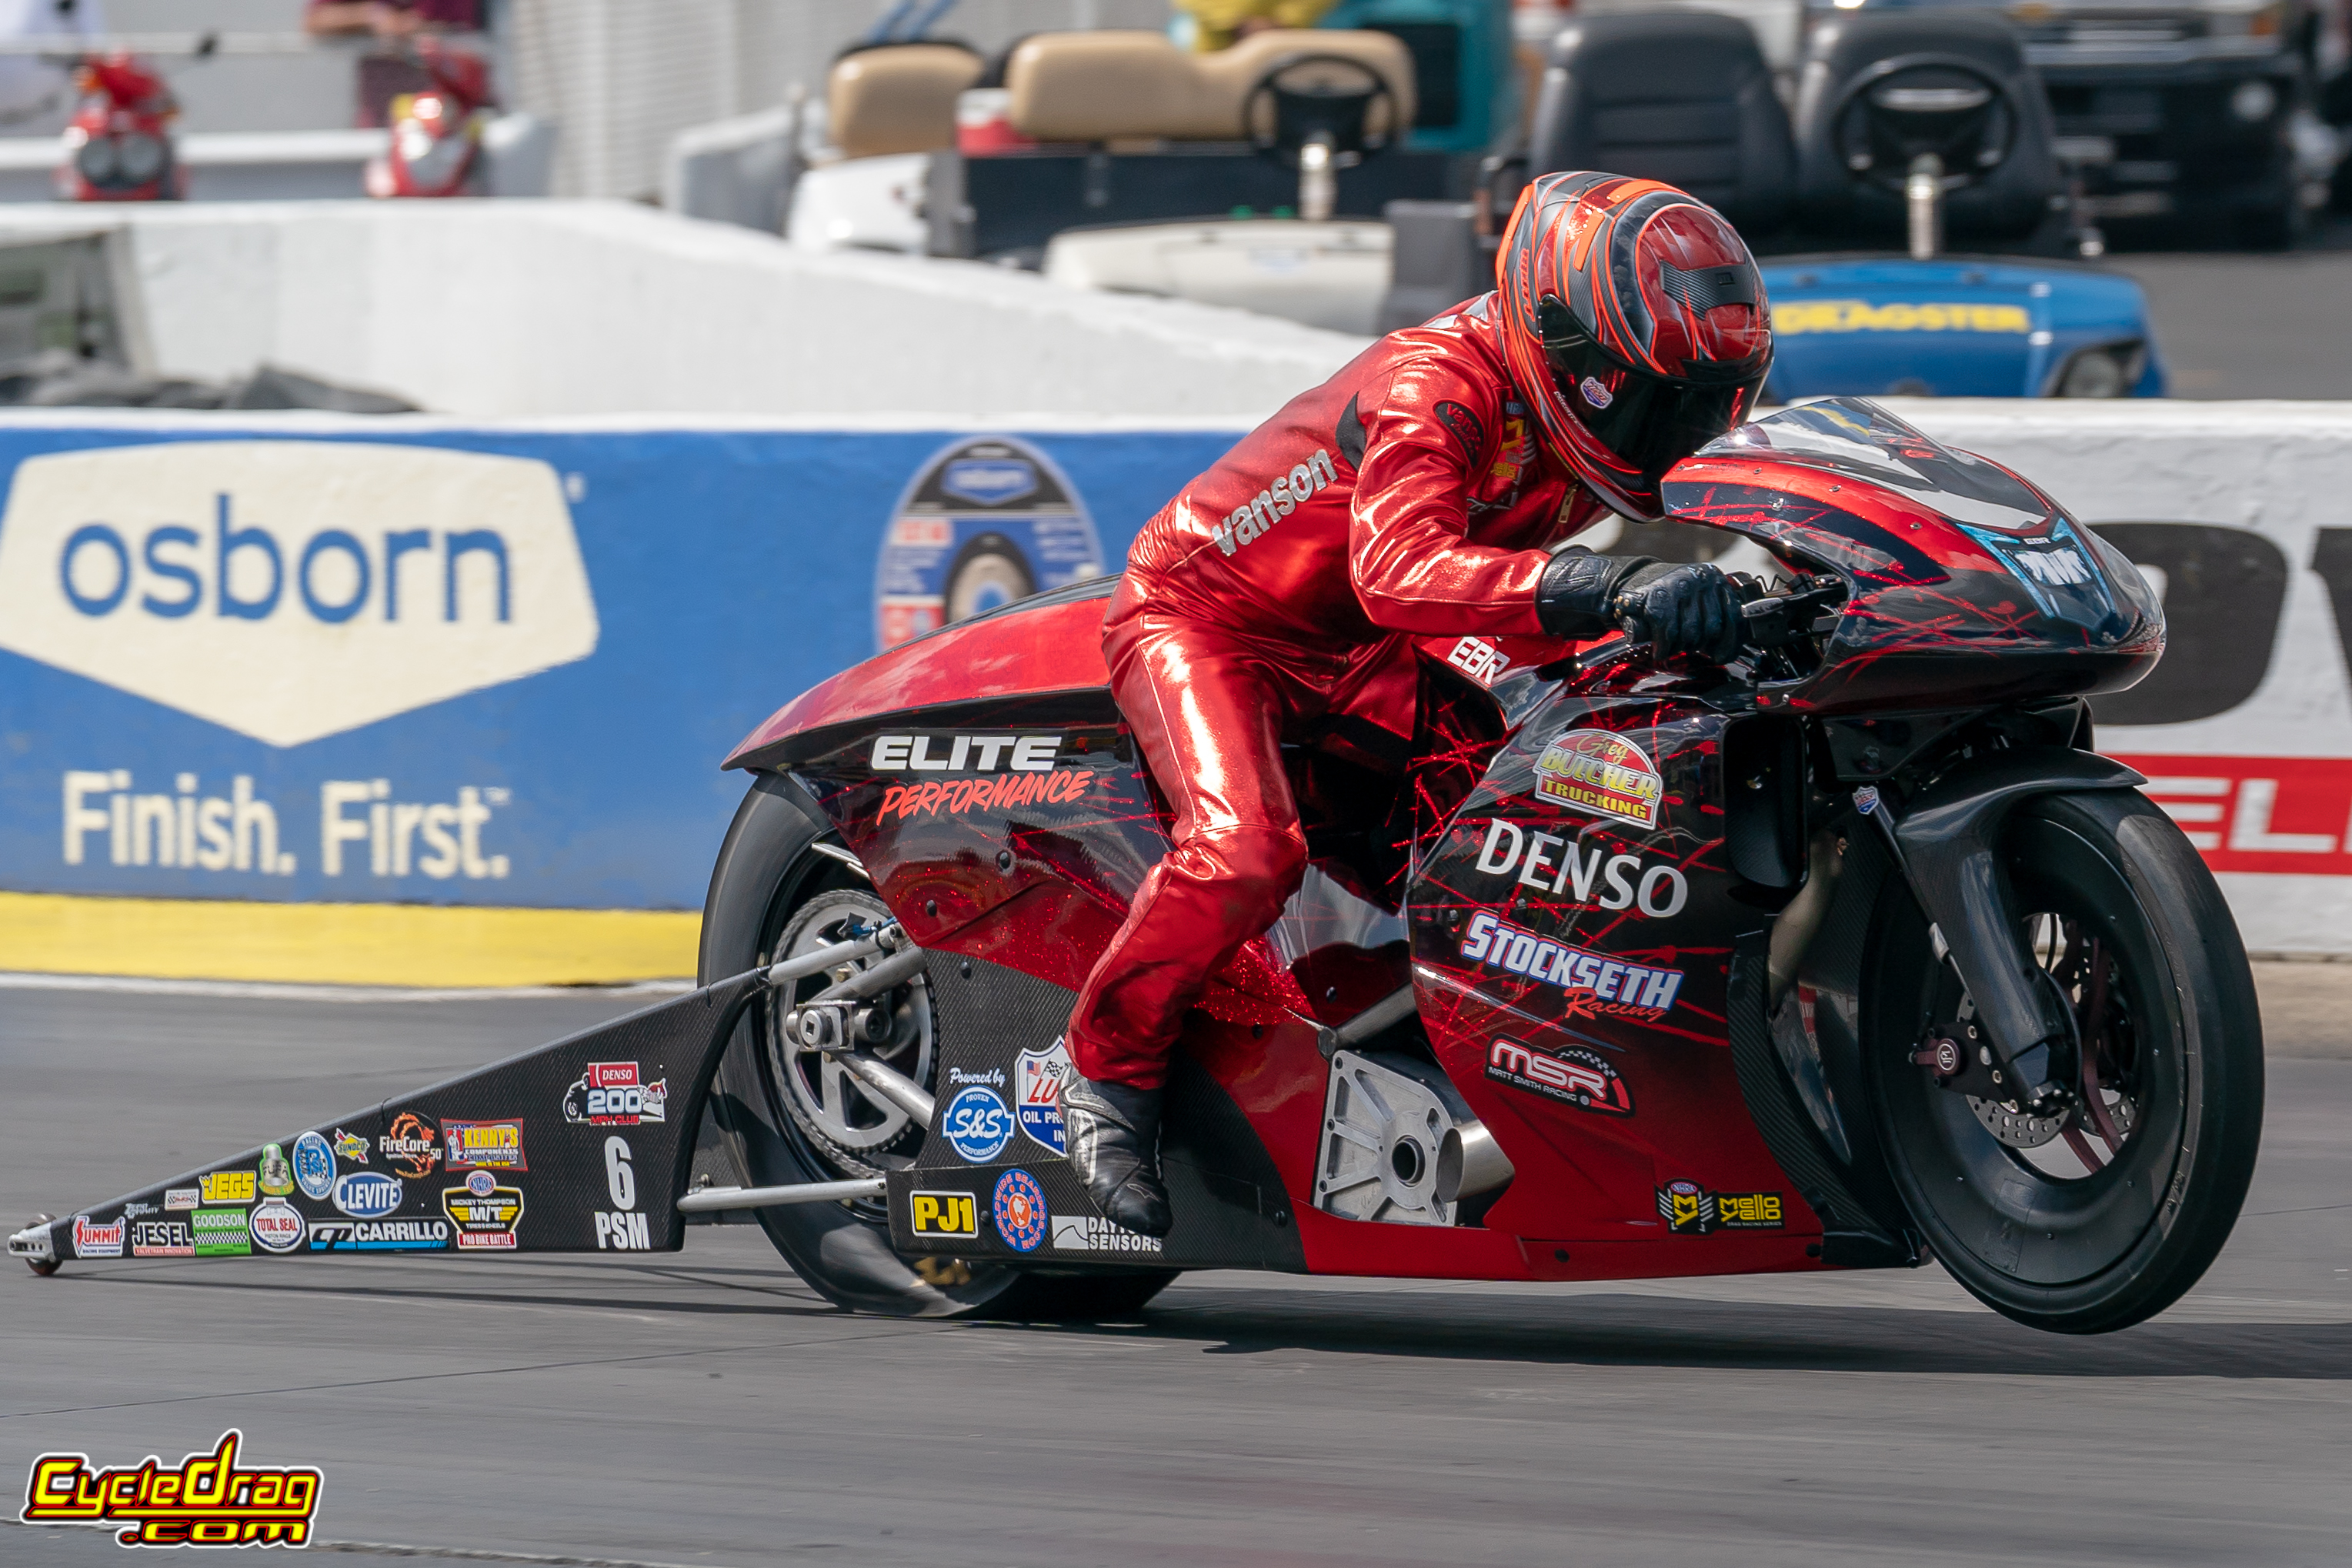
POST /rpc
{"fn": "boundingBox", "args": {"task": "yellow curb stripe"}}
[0,892,699,989]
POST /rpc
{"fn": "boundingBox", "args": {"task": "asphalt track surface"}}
[2,972,2347,1568]
[2106,221,2352,400]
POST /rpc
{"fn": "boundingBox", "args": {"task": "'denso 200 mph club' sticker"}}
[874,437,1104,652]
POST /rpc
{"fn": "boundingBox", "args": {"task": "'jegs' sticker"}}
[1535,730,1663,831]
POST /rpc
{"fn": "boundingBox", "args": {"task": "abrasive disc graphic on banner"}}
[875,438,1104,652]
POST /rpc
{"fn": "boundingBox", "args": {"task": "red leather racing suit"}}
[1066,294,1615,1089]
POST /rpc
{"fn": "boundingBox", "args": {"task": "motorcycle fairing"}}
[1404,686,1832,1256]
[1665,402,2163,716]
[725,579,1122,773]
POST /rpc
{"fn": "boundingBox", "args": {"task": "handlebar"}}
[1560,573,1847,684]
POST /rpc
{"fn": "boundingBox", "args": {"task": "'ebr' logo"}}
[0,442,599,746]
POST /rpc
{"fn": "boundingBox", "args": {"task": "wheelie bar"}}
[9,938,926,1273]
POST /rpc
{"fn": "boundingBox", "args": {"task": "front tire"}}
[1863,789,2263,1333]
[699,773,1176,1319]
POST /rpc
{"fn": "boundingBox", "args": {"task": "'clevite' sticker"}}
[1534,730,1663,831]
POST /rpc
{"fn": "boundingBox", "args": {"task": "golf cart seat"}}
[939,28,1443,261]
[829,42,983,160]
[1000,28,1413,143]
[1793,12,2058,240]
[1527,12,1793,234]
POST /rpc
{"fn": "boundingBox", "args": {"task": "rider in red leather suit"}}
[1059,172,1776,1236]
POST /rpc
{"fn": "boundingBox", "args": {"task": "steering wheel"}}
[1830,55,2017,195]
[1240,52,1397,169]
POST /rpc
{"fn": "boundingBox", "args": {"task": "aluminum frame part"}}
[832,1049,937,1126]
[675,1178,886,1213]
[8,1222,55,1266]
[1312,1049,1513,1226]
[1313,983,1420,1059]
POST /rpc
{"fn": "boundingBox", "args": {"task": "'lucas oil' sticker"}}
[1535,730,1662,831]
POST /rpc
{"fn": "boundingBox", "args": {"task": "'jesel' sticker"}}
[1534,730,1662,831]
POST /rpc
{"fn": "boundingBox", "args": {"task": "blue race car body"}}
[1759,255,2166,399]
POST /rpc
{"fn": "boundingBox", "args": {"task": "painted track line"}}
[0,971,694,1004]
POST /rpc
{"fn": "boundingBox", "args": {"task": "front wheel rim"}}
[1885,815,2191,1292]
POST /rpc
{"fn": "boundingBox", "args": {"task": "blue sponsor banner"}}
[0,419,1241,909]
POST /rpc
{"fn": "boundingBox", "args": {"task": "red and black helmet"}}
[1497,172,1772,521]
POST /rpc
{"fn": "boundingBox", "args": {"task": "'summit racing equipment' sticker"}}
[1535,730,1663,831]
[1459,911,1685,1018]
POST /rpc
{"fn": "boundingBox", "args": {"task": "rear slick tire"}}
[1863,789,2264,1333]
[699,772,1177,1321]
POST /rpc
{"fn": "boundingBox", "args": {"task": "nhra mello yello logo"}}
[0,442,598,747]
[22,1430,322,1546]
[1535,730,1663,832]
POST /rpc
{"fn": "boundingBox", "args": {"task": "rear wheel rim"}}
[750,869,1000,1296]
[765,889,935,1169]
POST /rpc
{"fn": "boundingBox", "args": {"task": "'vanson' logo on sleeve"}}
[1210,449,1337,558]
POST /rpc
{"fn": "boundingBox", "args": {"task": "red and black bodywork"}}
[708,395,2163,1283]
[10,398,2173,1298]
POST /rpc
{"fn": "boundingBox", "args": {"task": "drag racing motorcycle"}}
[12,399,2263,1336]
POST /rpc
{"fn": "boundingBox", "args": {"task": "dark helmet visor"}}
[1540,295,1769,487]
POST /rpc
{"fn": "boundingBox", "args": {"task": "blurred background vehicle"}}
[0,0,2330,409]
[57,52,181,201]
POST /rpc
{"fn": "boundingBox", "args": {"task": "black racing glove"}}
[1613,560,1744,665]
[1534,547,1655,639]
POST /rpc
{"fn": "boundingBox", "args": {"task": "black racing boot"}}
[1059,1073,1173,1239]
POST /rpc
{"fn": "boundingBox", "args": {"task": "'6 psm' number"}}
[596,1136,652,1251]
[605,1136,636,1209]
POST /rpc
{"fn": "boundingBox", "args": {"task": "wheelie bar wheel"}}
[1866,789,2264,1333]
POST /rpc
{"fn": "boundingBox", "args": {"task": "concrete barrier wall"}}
[0,414,1239,916]
[1887,399,2352,955]
[0,399,2344,953]
[0,202,1370,421]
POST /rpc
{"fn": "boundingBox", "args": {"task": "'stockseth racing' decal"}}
[1459,910,1685,1019]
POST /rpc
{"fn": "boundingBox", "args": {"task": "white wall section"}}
[0,201,1369,420]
